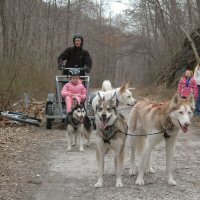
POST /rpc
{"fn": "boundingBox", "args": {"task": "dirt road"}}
[34,124,200,200]
[1,117,200,200]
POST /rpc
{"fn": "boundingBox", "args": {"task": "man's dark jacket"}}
[57,46,92,75]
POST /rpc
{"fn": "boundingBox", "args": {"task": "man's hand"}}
[84,66,90,73]
[58,63,64,69]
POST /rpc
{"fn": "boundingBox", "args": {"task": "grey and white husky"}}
[94,95,128,187]
[66,100,92,152]
[92,80,137,112]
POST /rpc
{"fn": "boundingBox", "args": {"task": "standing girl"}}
[177,69,198,99]
[194,62,200,115]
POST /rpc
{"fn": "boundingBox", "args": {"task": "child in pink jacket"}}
[177,70,198,99]
[61,69,86,113]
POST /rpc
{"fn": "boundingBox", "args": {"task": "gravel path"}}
[1,106,200,200]
[34,124,200,200]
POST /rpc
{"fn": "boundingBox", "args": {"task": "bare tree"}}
[0,0,9,59]
[196,0,200,22]
[66,0,70,45]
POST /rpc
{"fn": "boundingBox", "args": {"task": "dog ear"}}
[170,93,181,109]
[98,92,104,101]
[111,92,117,100]
[111,92,119,107]
[125,82,130,89]
[187,92,195,107]
[72,98,78,109]
[119,82,131,93]
[119,83,127,94]
[96,99,103,113]
[80,101,85,107]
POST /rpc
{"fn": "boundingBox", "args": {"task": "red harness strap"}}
[150,103,164,109]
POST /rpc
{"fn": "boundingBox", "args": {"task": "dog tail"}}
[102,80,112,91]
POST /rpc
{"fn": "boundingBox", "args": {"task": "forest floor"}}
[0,89,200,200]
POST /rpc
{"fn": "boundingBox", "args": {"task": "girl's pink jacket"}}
[177,76,198,99]
[61,80,86,100]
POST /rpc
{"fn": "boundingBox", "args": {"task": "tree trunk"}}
[66,0,70,46]
[187,0,193,29]
[0,0,9,60]
[180,25,200,62]
[196,0,200,23]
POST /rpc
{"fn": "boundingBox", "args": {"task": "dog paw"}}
[129,168,137,176]
[113,169,117,175]
[67,147,71,151]
[94,181,103,188]
[79,148,84,152]
[146,167,155,174]
[116,181,123,187]
[168,178,177,186]
[135,178,145,185]
[72,143,76,146]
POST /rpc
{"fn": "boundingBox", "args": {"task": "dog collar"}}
[163,117,175,138]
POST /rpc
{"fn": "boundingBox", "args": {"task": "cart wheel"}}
[61,119,66,123]
[46,103,54,115]
[46,118,52,129]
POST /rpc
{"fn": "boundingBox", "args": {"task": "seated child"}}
[61,68,86,113]
[177,69,198,99]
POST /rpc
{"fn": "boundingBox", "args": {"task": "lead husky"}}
[94,96,128,187]
[92,80,137,112]
[128,93,195,185]
[66,100,92,152]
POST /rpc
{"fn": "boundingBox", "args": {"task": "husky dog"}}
[128,93,195,185]
[66,100,92,152]
[92,80,137,112]
[94,95,128,187]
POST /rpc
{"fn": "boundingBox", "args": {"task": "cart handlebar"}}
[57,66,88,71]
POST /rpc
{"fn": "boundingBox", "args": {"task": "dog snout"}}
[128,100,137,106]
[102,114,107,120]
[184,122,189,127]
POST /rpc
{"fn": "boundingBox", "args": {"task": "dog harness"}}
[99,114,128,144]
[67,115,83,130]
[100,125,118,144]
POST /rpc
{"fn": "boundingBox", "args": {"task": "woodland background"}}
[1,0,200,108]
